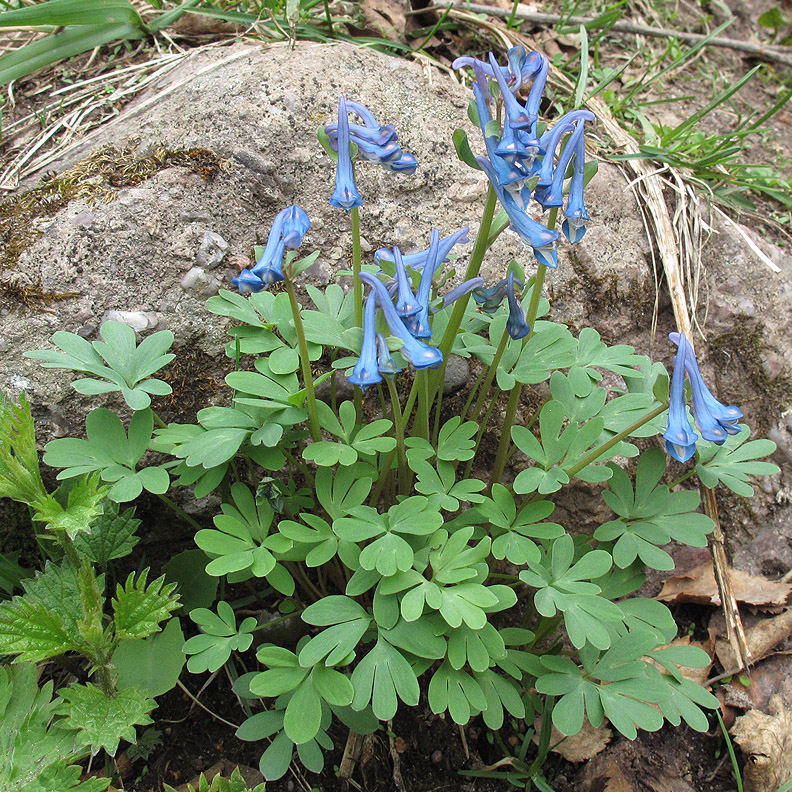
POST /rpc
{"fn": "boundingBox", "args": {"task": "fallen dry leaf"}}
[578,754,636,792]
[731,696,792,792]
[360,0,409,43]
[533,716,611,762]
[717,608,792,674]
[657,563,792,608]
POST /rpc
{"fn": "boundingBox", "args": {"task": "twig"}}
[416,3,792,68]
[387,721,407,792]
[338,729,364,780]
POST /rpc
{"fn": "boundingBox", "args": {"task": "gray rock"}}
[100,310,161,334]
[180,266,222,298]
[443,354,469,396]
[195,230,229,269]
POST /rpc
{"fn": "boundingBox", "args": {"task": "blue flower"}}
[532,110,594,186]
[374,227,470,270]
[281,205,311,248]
[488,52,532,130]
[359,272,443,370]
[386,153,418,174]
[472,63,528,187]
[435,277,485,312]
[663,336,699,462]
[472,276,521,313]
[403,230,442,339]
[348,291,383,392]
[329,96,363,211]
[506,272,530,339]
[534,121,586,210]
[232,268,267,294]
[392,247,421,319]
[670,333,743,442]
[562,127,590,244]
[452,46,547,100]
[476,155,559,267]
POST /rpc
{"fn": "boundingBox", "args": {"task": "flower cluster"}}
[472,273,530,339]
[349,228,480,391]
[663,332,743,462]
[453,47,595,265]
[326,96,417,211]
[232,205,311,293]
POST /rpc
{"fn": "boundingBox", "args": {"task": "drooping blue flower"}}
[231,268,267,294]
[532,110,594,186]
[472,276,522,313]
[376,332,402,375]
[477,155,559,268]
[374,227,470,270]
[329,96,363,211]
[524,55,549,129]
[250,214,288,286]
[488,52,532,130]
[534,121,586,209]
[348,291,383,392]
[506,272,530,339]
[663,336,699,463]
[472,63,527,187]
[670,333,743,442]
[403,229,442,339]
[562,128,590,244]
[434,277,485,312]
[452,46,546,96]
[281,205,311,248]
[392,247,421,319]
[359,272,443,370]
[386,153,418,174]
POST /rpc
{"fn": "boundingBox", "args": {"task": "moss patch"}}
[0,141,229,311]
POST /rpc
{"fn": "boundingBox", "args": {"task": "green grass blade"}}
[148,0,202,33]
[573,24,588,109]
[0,22,143,86]
[661,64,762,145]
[716,710,743,792]
[583,52,637,103]
[0,0,141,27]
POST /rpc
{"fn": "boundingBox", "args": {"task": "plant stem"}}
[156,492,203,532]
[351,206,364,423]
[564,402,669,477]
[416,370,431,442]
[431,185,499,407]
[284,276,321,442]
[489,262,549,489]
[468,327,510,425]
[462,393,499,479]
[386,376,408,495]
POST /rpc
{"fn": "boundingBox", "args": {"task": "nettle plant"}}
[4,45,781,786]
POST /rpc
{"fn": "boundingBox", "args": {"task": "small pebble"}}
[431,750,443,764]
[195,230,229,270]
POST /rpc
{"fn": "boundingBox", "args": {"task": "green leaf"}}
[0,561,103,662]
[0,0,142,26]
[436,417,478,462]
[112,570,179,640]
[299,597,371,667]
[696,428,779,496]
[72,500,140,564]
[428,661,487,724]
[161,549,218,614]
[511,322,576,384]
[58,683,154,756]
[33,474,109,539]
[112,617,186,698]
[284,678,322,744]
[452,128,482,170]
[351,637,420,720]
[183,601,257,673]
[26,323,174,410]
[0,392,49,506]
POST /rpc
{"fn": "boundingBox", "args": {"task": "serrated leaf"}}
[58,683,154,756]
[112,571,179,640]
[72,500,140,564]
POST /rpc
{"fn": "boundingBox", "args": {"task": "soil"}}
[1,1,791,791]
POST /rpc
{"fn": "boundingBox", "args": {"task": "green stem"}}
[489,262,549,489]
[252,606,307,633]
[468,329,510,425]
[416,370,431,442]
[351,206,364,423]
[431,185,499,403]
[285,276,321,442]
[460,362,489,423]
[564,402,669,478]
[156,492,203,533]
[386,376,408,496]
[462,391,500,479]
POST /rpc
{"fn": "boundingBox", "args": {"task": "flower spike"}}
[670,333,743,441]
[404,229,442,339]
[392,247,421,319]
[534,121,586,209]
[663,337,699,463]
[358,272,443,370]
[348,291,383,392]
[562,129,590,244]
[329,96,363,211]
[374,227,470,270]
